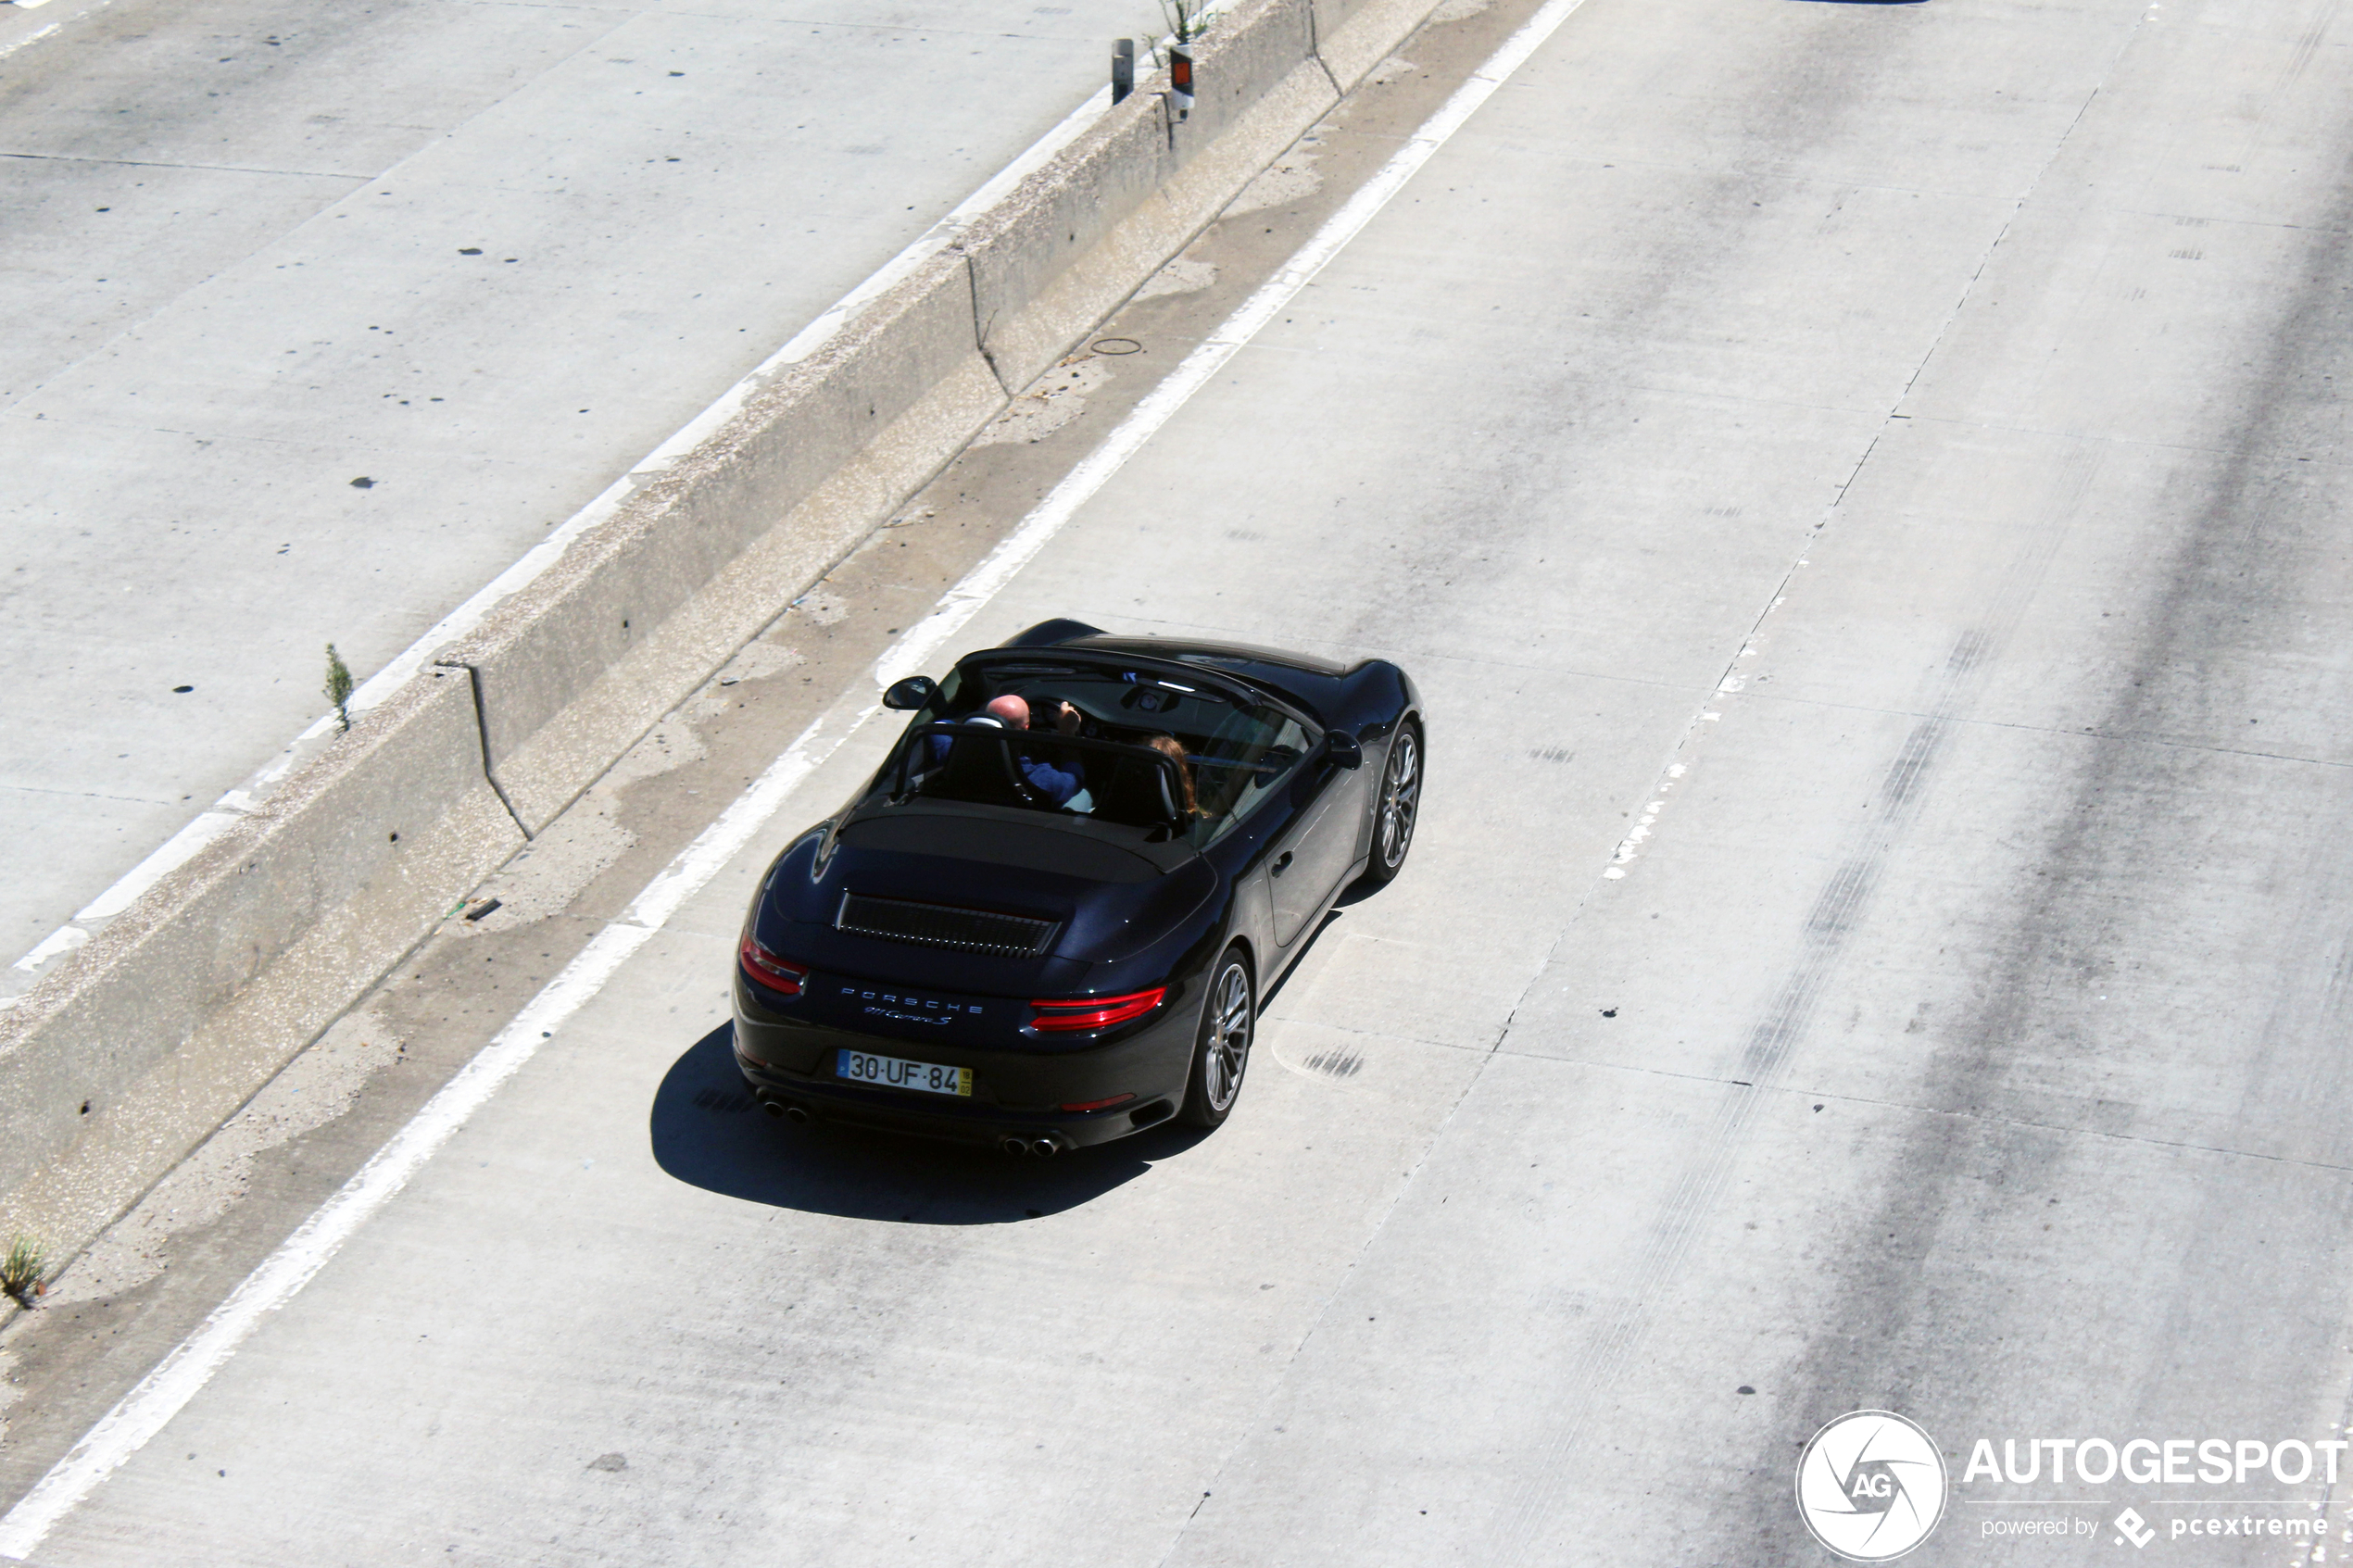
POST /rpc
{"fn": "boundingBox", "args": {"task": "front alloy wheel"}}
[1364,721,1421,884]
[1179,950,1254,1128]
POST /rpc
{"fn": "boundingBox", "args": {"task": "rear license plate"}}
[836,1048,973,1098]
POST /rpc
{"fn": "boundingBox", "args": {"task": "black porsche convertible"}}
[730,620,1421,1155]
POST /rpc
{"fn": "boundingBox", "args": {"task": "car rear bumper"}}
[731,970,1192,1150]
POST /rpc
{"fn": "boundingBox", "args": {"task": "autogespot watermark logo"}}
[1793,1421,2353,1553]
[1956,1434,2346,1548]
[1797,1411,1950,1562]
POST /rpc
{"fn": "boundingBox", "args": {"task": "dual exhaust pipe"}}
[1000,1135,1063,1159]
[759,1093,1060,1155]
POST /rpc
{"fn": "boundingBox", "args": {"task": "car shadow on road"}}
[648,1024,1208,1223]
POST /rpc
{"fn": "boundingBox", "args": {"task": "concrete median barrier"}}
[438,251,1006,834]
[1186,0,1326,143]
[0,670,522,1262]
[963,94,1185,396]
[964,0,1338,395]
[1313,0,1447,89]
[0,0,1453,1281]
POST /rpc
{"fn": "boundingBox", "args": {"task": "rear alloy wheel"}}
[1179,949,1255,1128]
[1362,721,1421,884]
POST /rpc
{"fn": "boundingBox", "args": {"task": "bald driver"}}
[928,694,1083,807]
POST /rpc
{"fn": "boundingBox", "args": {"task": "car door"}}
[1269,725,1371,947]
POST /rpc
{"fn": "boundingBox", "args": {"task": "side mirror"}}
[1324,730,1364,770]
[882,675,937,711]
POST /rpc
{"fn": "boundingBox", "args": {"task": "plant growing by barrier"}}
[2,1235,47,1307]
[1157,0,1211,117]
[324,643,356,733]
[1159,0,1214,42]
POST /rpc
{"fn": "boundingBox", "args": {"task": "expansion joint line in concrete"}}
[442,662,531,842]
[1307,20,1344,99]
[0,149,365,180]
[961,254,1017,399]
[1881,31,2147,419]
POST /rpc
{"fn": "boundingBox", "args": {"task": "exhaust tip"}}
[783,1103,812,1125]
[759,1097,787,1120]
[1029,1137,1061,1158]
[1000,1135,1032,1157]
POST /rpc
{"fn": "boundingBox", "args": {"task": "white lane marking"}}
[6,924,86,976]
[68,809,246,924]
[1602,761,1686,878]
[3,82,1118,989]
[623,696,881,934]
[0,696,859,1556]
[0,19,56,53]
[884,0,1591,686]
[0,917,650,1559]
[0,0,1589,1549]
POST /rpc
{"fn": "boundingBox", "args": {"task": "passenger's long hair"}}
[1146,735,1204,817]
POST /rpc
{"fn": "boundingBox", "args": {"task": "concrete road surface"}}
[0,0,1156,967]
[5,0,2352,1562]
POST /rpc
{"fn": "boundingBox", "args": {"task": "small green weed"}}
[323,643,356,733]
[2,1235,47,1306]
[1160,0,1213,45]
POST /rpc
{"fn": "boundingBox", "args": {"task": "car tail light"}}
[738,932,808,996]
[1059,1093,1138,1113]
[1027,987,1166,1033]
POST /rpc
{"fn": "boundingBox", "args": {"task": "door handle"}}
[1271,851,1293,877]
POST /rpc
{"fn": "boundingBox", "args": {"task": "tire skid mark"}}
[1486,431,2105,1562]
[1748,64,2353,1561]
[1488,643,1987,1562]
[1468,0,2133,1524]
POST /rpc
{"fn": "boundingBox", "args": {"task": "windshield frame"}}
[877,650,1327,847]
[932,649,1326,739]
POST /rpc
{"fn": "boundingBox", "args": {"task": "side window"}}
[1234,717,1310,814]
[915,667,964,723]
[873,669,965,798]
[1189,711,1309,846]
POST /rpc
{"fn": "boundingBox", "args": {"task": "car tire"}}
[1360,719,1422,885]
[1178,947,1255,1128]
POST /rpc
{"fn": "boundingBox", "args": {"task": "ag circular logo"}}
[1795,1410,1947,1561]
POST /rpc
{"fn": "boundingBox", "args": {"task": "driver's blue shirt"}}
[1020,755,1081,807]
[928,717,1082,807]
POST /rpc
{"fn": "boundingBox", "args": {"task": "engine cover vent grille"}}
[836,894,1058,958]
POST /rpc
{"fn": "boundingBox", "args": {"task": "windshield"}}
[888,660,1311,847]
